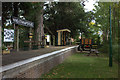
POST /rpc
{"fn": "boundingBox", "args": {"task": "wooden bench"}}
[87,49,99,56]
[24,41,42,45]
[24,41,42,50]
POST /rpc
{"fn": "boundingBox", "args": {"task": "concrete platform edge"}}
[1,46,77,78]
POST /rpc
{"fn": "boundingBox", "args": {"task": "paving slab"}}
[2,46,69,66]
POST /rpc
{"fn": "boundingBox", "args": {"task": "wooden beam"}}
[57,29,71,33]
[64,32,66,45]
[17,28,19,51]
[58,32,61,45]
[0,26,1,54]
[0,34,1,54]
[29,28,32,49]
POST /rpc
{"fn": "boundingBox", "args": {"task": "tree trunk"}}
[118,4,120,44]
[102,28,106,43]
[117,5,119,40]
[113,7,116,40]
[13,2,18,50]
[36,3,44,47]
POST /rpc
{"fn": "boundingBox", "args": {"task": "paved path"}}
[2,46,70,66]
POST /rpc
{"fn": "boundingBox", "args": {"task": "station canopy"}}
[57,29,71,33]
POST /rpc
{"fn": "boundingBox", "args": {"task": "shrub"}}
[99,43,119,62]
[99,43,109,54]
[112,44,119,62]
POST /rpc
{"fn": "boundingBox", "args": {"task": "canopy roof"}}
[57,29,71,32]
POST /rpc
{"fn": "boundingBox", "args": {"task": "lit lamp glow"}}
[79,33,82,39]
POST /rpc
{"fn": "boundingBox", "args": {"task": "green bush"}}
[2,46,7,50]
[23,43,29,51]
[32,45,38,50]
[112,45,119,62]
[99,43,109,54]
[99,43,119,62]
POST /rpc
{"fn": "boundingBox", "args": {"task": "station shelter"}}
[57,29,71,46]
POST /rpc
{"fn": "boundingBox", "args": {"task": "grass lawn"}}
[41,53,118,78]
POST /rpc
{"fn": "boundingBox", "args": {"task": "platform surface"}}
[2,46,71,66]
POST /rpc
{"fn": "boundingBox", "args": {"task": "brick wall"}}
[2,47,76,78]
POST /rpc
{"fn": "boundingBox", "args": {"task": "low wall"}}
[1,46,77,79]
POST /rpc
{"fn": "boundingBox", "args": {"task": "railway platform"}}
[2,46,70,66]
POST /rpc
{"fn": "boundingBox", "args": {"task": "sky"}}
[84,0,102,36]
[84,0,98,12]
[84,0,98,23]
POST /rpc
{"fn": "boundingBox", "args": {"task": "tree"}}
[44,2,88,39]
[2,2,44,49]
[94,2,119,44]
[93,2,120,62]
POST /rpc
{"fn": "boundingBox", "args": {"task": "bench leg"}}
[87,52,91,56]
[96,53,99,56]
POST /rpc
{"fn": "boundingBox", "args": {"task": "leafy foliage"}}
[94,2,120,62]
[2,2,43,49]
[44,2,90,38]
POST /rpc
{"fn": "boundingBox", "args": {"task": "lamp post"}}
[79,33,82,39]
[109,6,112,67]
